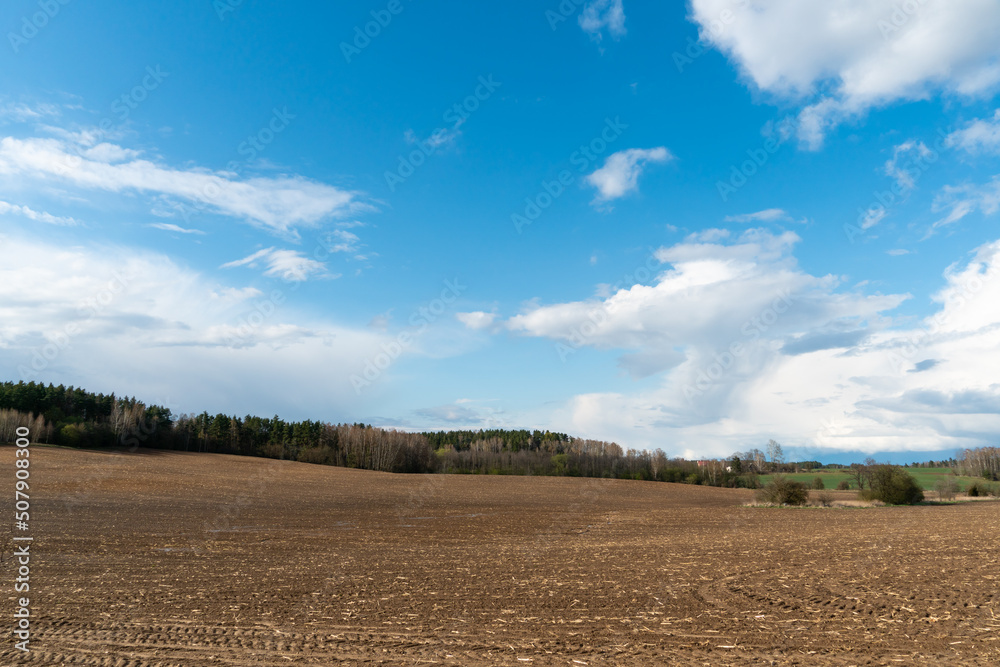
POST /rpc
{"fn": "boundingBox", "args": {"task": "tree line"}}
[4,381,996,486]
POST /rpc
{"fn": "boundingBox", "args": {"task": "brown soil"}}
[1,446,998,665]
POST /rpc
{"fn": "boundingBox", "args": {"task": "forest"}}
[2,381,997,487]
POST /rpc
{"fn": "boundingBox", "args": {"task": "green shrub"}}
[812,476,825,490]
[836,479,851,491]
[755,476,809,506]
[859,465,924,505]
[967,482,999,497]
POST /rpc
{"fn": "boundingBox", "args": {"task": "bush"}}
[859,465,924,505]
[935,477,959,501]
[967,482,999,497]
[814,490,834,506]
[755,476,809,506]
[812,476,825,490]
[836,479,851,490]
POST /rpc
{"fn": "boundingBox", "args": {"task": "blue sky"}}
[2,0,1000,463]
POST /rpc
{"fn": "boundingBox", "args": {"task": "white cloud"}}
[0,135,364,237]
[456,311,497,330]
[148,222,205,235]
[885,140,934,190]
[945,109,1000,154]
[0,101,60,123]
[82,142,141,163]
[691,0,1000,149]
[930,175,1000,233]
[585,147,672,204]
[686,228,730,243]
[513,231,1000,456]
[0,235,406,418]
[860,206,888,231]
[579,0,626,41]
[886,249,910,256]
[0,200,79,226]
[405,125,462,150]
[221,247,331,282]
[724,208,790,223]
[318,228,361,254]
[413,400,507,428]
[508,229,901,376]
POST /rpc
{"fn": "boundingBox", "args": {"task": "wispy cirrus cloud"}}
[930,175,1000,233]
[579,0,626,42]
[0,199,80,226]
[0,135,366,238]
[148,222,205,235]
[945,109,1000,155]
[0,101,61,123]
[885,140,934,191]
[221,247,333,282]
[724,208,791,223]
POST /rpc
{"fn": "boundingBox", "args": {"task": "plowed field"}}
[1,446,998,665]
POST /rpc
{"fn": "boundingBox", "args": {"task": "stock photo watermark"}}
[168,106,295,223]
[716,117,794,202]
[673,0,747,73]
[11,426,33,652]
[340,0,411,63]
[17,268,136,380]
[684,290,794,401]
[51,65,169,178]
[350,278,466,393]
[385,75,502,192]
[844,127,951,244]
[7,0,72,53]
[555,252,661,361]
[877,0,928,38]
[213,0,245,21]
[512,116,629,233]
[886,262,998,373]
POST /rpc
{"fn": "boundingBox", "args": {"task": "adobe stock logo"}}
[350,279,467,394]
[8,0,73,54]
[684,290,794,402]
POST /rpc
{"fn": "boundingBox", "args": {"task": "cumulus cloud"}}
[690,0,1000,148]
[585,147,672,204]
[221,247,332,282]
[507,229,901,377]
[0,135,364,237]
[579,0,626,41]
[456,311,497,330]
[503,230,1000,455]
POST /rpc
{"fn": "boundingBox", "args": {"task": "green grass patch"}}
[758,468,982,492]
